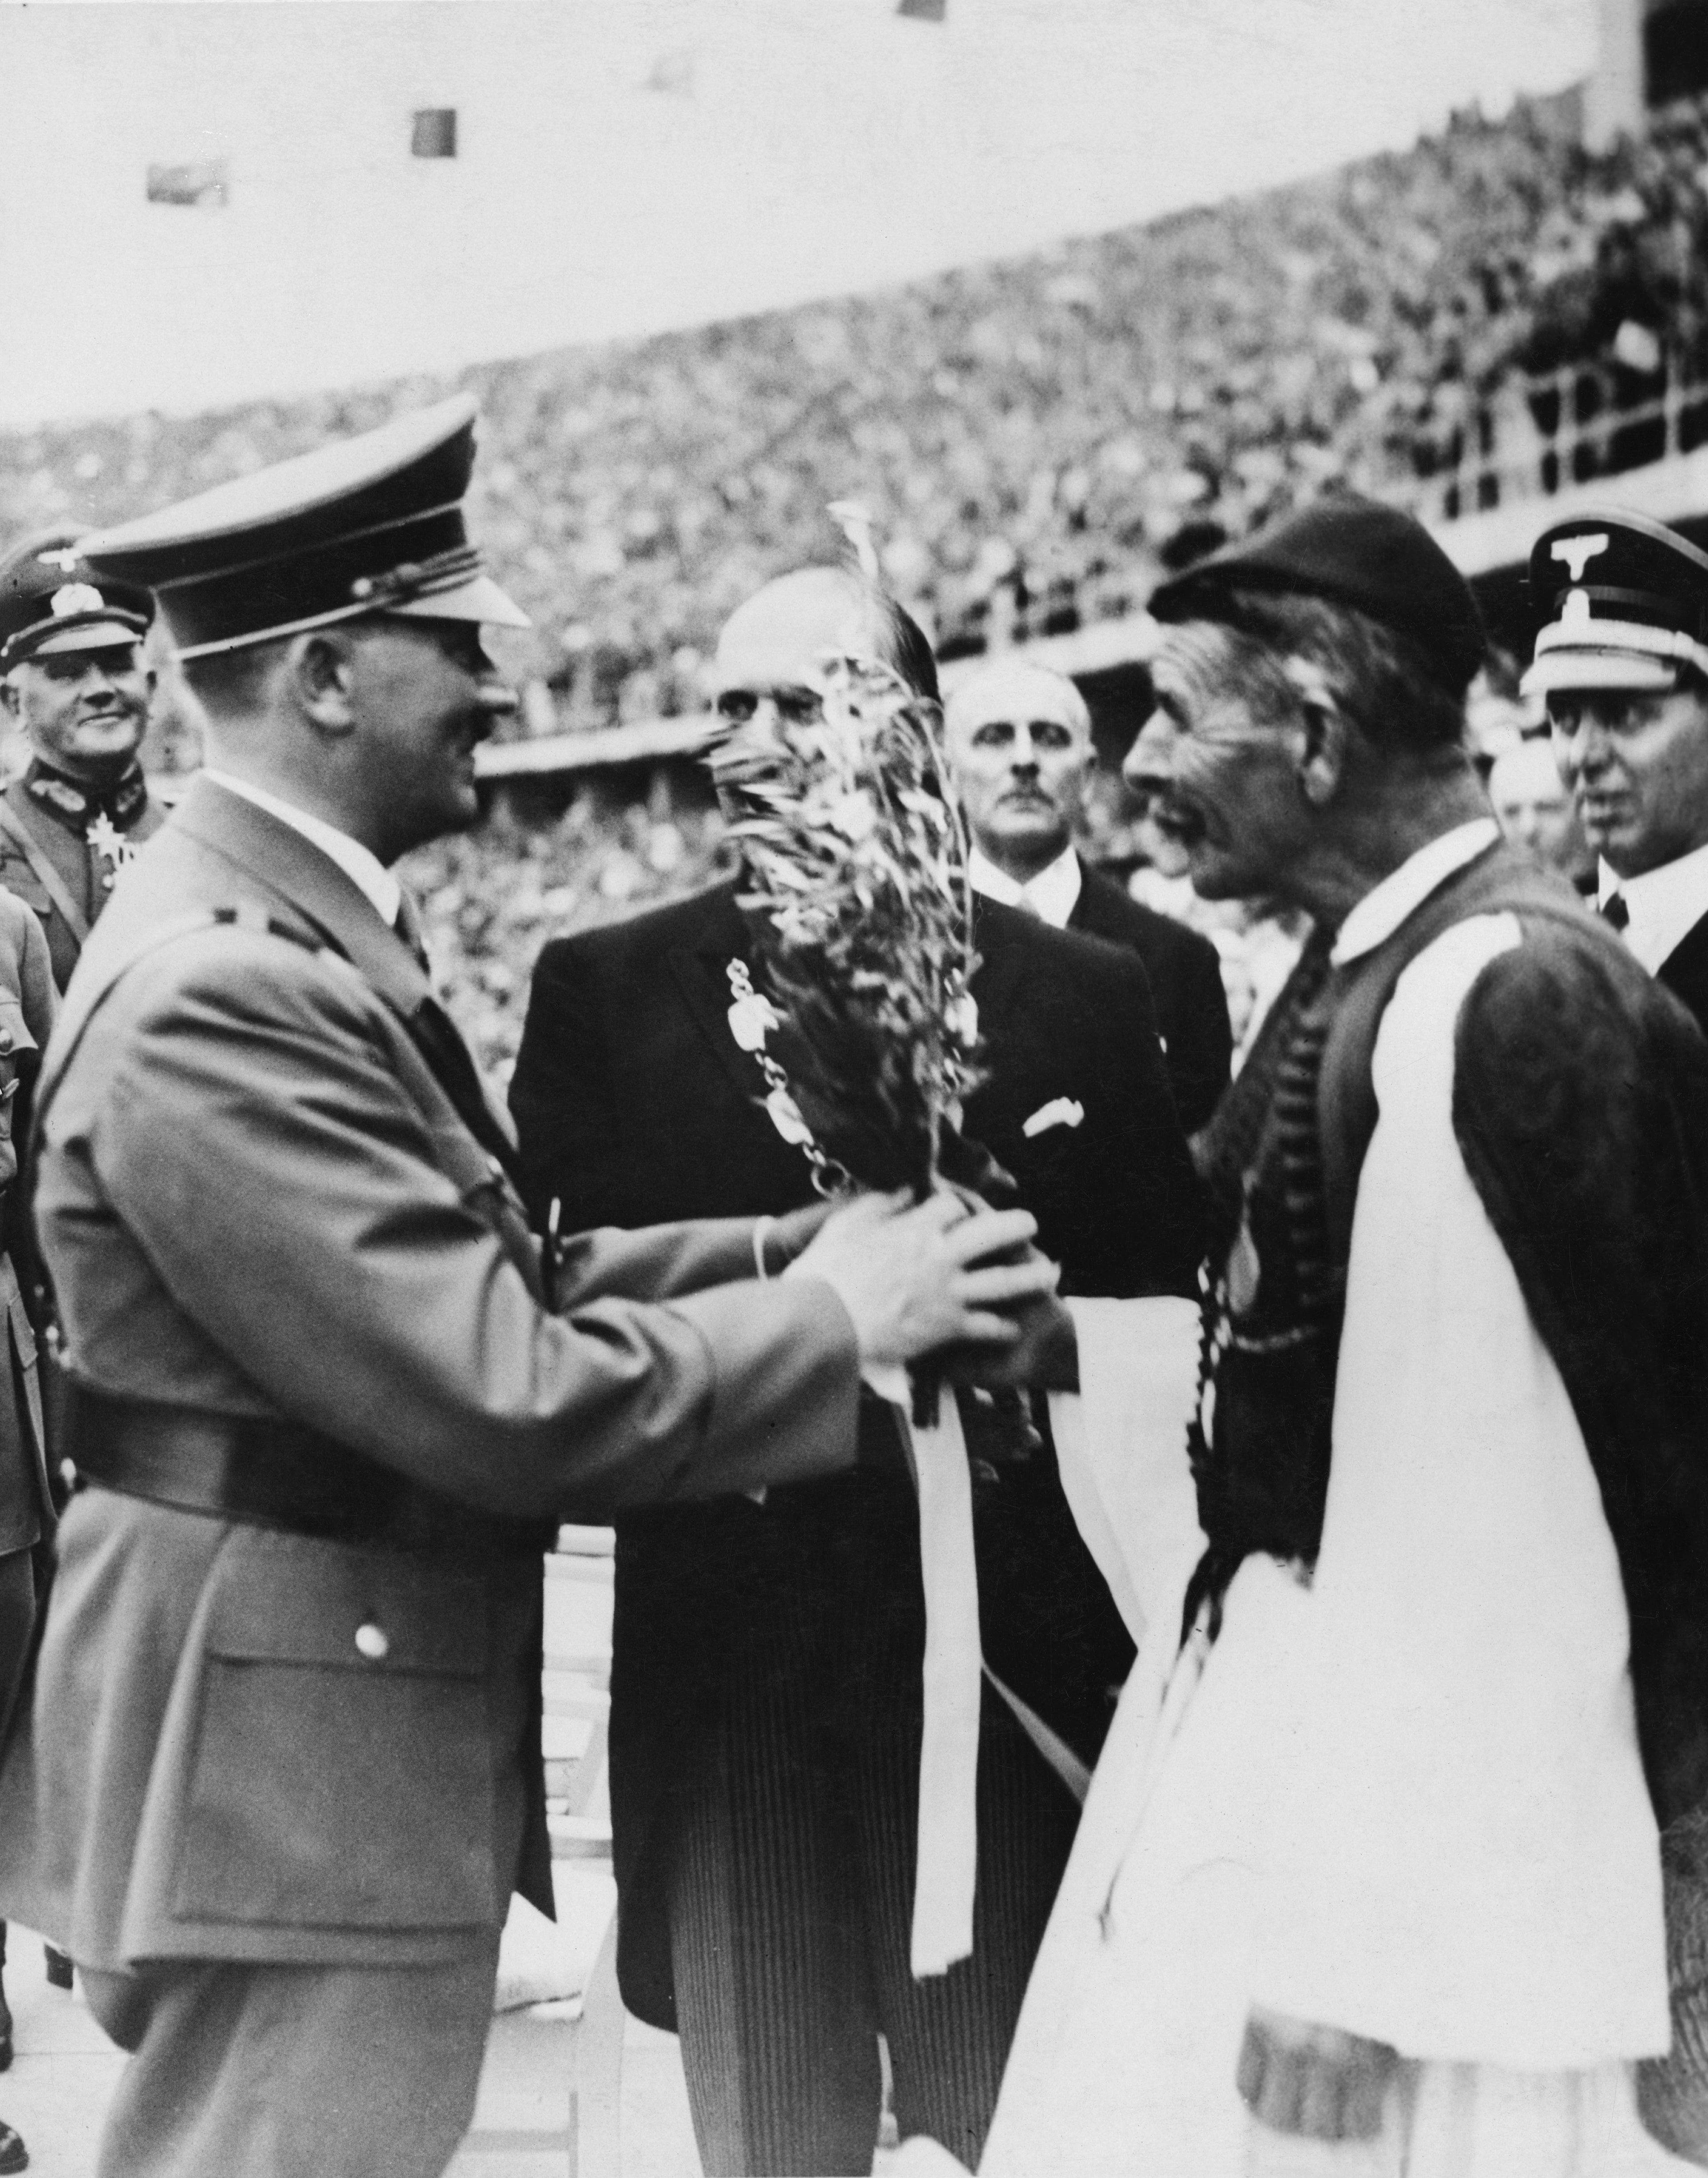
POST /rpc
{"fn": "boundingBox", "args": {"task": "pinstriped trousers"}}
[665,1474,1082,2178]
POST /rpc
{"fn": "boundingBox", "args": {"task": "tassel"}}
[828,499,882,581]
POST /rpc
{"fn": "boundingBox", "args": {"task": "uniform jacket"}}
[0,777,863,1976]
[0,760,165,991]
[0,889,55,1561]
[509,876,1203,2024]
[1067,862,1233,1137]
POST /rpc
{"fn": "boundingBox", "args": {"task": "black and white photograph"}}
[0,1,1707,2172]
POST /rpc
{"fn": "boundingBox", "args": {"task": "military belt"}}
[63,1381,554,1563]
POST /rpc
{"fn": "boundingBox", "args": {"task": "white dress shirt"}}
[967,843,1083,929]
[1598,839,1708,976]
[201,769,402,929]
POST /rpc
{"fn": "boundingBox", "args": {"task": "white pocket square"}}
[1022,1097,1085,1138]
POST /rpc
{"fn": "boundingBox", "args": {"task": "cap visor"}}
[1520,649,1679,697]
[383,573,531,631]
[28,619,148,658]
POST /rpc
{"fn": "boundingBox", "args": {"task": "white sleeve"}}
[1247,913,1669,2068]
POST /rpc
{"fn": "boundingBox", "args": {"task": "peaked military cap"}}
[0,526,154,673]
[1148,492,1487,697]
[78,394,529,659]
[1522,507,1708,698]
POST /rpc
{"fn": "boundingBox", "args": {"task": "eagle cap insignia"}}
[49,583,104,618]
[1551,533,1609,584]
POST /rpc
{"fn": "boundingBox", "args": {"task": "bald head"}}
[713,567,938,717]
[1488,734,1594,885]
[943,656,1092,882]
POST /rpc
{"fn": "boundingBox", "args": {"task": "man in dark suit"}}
[510,567,1203,2176]
[0,530,167,991]
[944,654,1231,1133]
[0,410,1045,2178]
[1531,508,1708,1032]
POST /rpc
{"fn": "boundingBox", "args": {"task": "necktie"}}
[388,891,517,1179]
[1599,892,1630,933]
[409,995,521,1182]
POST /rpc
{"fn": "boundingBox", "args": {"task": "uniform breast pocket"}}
[174,1531,497,1933]
[0,875,55,930]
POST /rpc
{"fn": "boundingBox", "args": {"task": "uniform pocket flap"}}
[0,994,35,1060]
[0,876,53,920]
[202,1530,488,1677]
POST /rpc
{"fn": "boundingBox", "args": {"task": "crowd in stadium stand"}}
[4,85,1706,1074]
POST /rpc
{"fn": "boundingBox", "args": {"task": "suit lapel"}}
[1066,869,1114,946]
[970,897,1033,1032]
[1660,910,1708,1034]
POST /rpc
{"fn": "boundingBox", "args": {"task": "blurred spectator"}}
[1487,733,1596,890]
[7,80,1700,1075]
[5,88,1704,745]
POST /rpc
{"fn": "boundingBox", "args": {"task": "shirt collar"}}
[1330,818,1501,966]
[199,769,402,928]
[967,842,1083,928]
[1600,840,1708,976]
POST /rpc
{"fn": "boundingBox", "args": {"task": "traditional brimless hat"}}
[77,394,529,659]
[0,526,154,673]
[1148,492,1487,697]
[1522,508,1708,698]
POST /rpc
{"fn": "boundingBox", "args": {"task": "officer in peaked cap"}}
[1526,507,1708,1033]
[0,530,166,990]
[0,394,1053,2178]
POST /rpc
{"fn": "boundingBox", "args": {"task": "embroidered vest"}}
[1186,841,1588,1625]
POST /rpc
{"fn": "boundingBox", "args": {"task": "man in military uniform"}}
[0,890,57,2177]
[0,397,1052,2178]
[1526,507,1708,1033]
[0,530,166,991]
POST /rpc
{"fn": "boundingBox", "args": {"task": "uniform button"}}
[354,1621,390,1661]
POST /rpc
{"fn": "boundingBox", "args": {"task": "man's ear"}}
[1283,665,1348,807]
[0,678,17,723]
[1295,697,1348,806]
[289,632,358,737]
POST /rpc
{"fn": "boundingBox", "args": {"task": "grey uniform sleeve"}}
[75,936,860,1520]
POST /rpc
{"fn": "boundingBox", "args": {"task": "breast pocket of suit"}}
[173,1529,496,1933]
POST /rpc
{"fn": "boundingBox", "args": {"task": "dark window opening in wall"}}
[411,109,458,159]
[1647,0,1708,107]
[146,160,229,207]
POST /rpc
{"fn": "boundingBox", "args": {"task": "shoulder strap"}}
[1317,843,1597,1265]
[0,799,89,948]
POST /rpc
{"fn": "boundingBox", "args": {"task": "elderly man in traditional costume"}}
[899,494,1708,2178]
